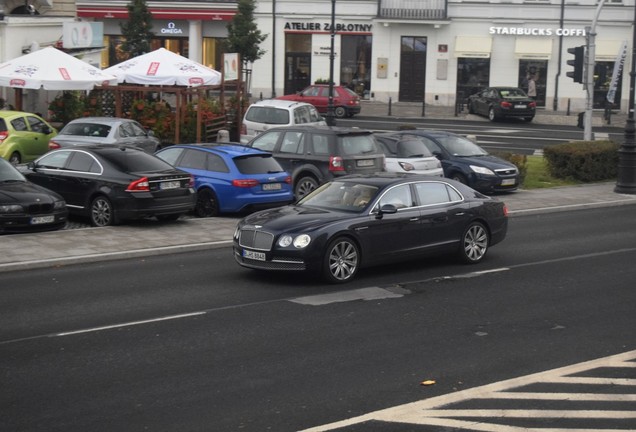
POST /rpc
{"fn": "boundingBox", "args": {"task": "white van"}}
[240,99,326,144]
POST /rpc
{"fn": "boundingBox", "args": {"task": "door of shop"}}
[399,37,427,102]
[284,53,311,96]
[518,60,547,108]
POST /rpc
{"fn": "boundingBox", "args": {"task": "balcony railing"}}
[378,0,447,20]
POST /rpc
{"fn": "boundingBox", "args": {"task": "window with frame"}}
[280,132,305,154]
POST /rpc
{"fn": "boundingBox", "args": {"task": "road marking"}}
[301,350,636,431]
[290,287,405,306]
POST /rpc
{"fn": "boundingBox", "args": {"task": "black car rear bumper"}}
[113,191,196,220]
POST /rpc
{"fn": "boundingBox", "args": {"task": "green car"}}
[0,111,57,165]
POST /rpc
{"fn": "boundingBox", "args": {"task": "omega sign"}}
[161,22,183,35]
[489,27,586,36]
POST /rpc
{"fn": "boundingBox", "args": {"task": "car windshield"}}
[397,139,433,158]
[61,122,111,138]
[299,181,379,212]
[0,158,26,182]
[437,136,489,157]
[234,154,284,174]
[338,135,378,155]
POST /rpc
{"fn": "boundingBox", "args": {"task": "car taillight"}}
[0,131,8,142]
[241,124,247,135]
[126,177,150,192]
[232,179,260,188]
[529,101,537,108]
[329,156,344,172]
[284,175,291,184]
[48,140,61,150]
[503,204,509,217]
[500,101,512,109]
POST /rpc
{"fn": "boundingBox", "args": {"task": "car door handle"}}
[409,217,419,222]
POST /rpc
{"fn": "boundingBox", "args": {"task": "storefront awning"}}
[595,40,625,61]
[454,36,492,58]
[515,38,552,60]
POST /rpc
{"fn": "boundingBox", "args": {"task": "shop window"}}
[456,58,490,102]
[340,35,372,99]
[593,61,622,110]
[518,60,547,108]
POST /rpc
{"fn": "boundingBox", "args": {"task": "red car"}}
[276,84,361,118]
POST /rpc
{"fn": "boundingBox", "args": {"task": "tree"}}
[225,0,267,79]
[120,0,154,58]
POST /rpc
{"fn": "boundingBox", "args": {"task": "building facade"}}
[250,0,632,114]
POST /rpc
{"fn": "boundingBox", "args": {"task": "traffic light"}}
[566,45,585,83]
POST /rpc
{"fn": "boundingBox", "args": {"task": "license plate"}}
[160,181,181,190]
[501,178,516,186]
[262,183,282,191]
[31,215,55,225]
[514,104,527,109]
[243,249,266,261]
[357,159,375,167]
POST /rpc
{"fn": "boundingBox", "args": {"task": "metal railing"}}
[378,0,447,20]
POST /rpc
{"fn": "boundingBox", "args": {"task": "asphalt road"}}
[2,206,636,431]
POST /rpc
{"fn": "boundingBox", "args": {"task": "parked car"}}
[247,125,386,199]
[0,157,67,234]
[155,143,293,217]
[374,133,444,177]
[275,84,361,118]
[389,130,520,193]
[467,87,536,122]
[21,145,196,227]
[0,111,57,165]
[48,117,161,153]
[233,173,508,283]
[240,99,326,144]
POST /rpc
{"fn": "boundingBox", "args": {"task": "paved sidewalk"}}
[1,182,635,273]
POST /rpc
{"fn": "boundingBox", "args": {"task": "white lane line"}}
[53,311,207,336]
[301,350,636,431]
[477,392,636,402]
[290,287,404,306]
[419,409,636,419]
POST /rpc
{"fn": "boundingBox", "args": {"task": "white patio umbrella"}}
[103,47,222,87]
[0,46,117,91]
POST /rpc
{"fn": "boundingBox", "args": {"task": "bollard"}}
[421,100,425,117]
[467,135,477,143]
[388,97,392,116]
[217,129,230,142]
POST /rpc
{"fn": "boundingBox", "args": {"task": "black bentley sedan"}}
[467,87,536,122]
[233,173,508,283]
[1,157,67,234]
[22,145,196,227]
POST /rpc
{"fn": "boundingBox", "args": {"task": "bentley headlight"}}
[293,234,311,248]
[278,235,293,247]
[470,165,495,176]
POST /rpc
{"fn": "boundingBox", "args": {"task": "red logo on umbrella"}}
[147,62,160,76]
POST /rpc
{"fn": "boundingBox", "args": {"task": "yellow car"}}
[0,111,57,165]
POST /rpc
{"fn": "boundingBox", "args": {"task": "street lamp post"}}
[326,0,336,126]
[615,5,636,194]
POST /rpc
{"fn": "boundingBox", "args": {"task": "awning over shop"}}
[454,36,492,58]
[595,40,625,61]
[515,38,553,60]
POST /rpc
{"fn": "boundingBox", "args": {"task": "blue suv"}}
[156,143,293,217]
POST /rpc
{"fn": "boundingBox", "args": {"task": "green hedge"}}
[543,140,618,182]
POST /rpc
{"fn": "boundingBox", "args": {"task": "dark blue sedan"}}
[156,143,294,217]
[390,130,520,194]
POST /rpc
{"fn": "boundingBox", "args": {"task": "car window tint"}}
[438,136,487,157]
[0,119,7,132]
[10,117,27,132]
[156,147,183,165]
[403,135,440,154]
[311,134,330,155]
[378,184,413,209]
[251,131,282,152]
[206,153,230,173]
[234,154,283,174]
[446,185,462,201]
[308,106,323,122]
[339,135,376,155]
[302,87,319,97]
[180,149,208,170]
[119,123,133,137]
[280,132,304,154]
[319,87,330,97]
[246,107,289,125]
[414,182,453,205]
[26,116,47,133]
[101,149,174,172]
[68,151,100,173]
[0,158,25,181]
[300,181,379,212]
[37,151,72,169]
[294,107,304,124]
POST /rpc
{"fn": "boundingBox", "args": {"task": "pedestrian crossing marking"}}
[302,350,636,431]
